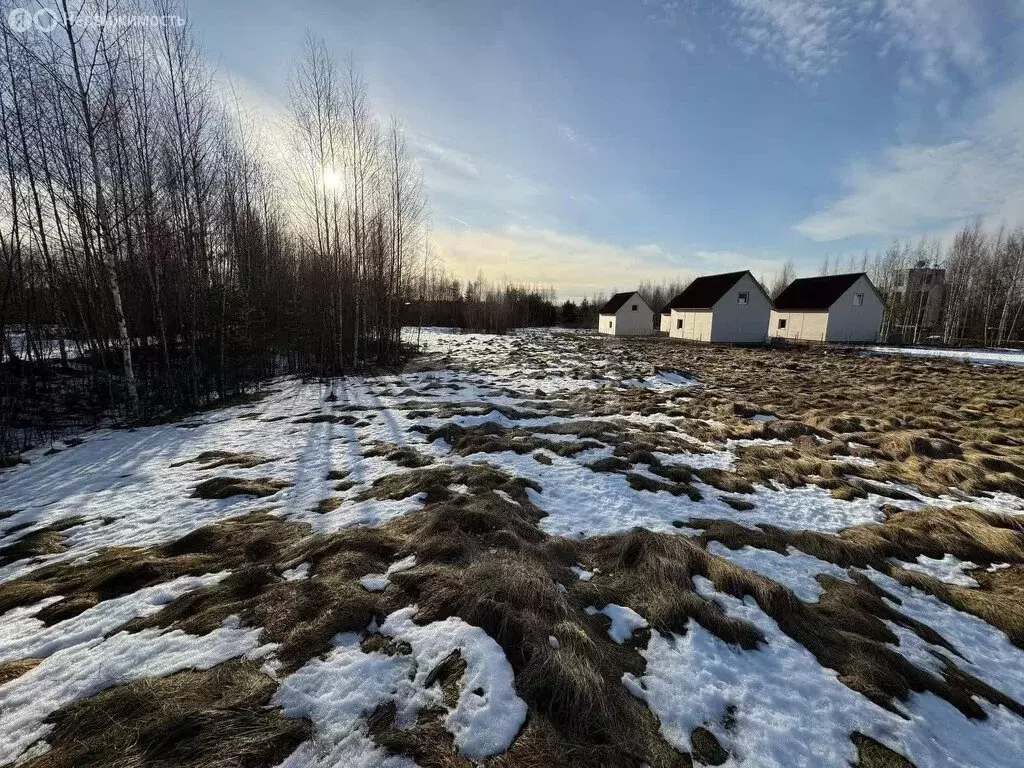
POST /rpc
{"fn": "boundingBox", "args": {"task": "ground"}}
[2,328,1024,767]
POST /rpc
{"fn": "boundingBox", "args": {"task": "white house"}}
[659,310,672,333]
[665,271,772,344]
[597,291,655,336]
[770,272,883,343]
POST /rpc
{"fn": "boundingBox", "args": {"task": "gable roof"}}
[598,291,641,315]
[665,271,751,311]
[773,273,867,311]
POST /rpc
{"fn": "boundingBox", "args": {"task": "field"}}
[2,328,1024,767]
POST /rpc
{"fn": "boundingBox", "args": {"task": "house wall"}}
[598,292,654,336]
[709,273,772,343]
[659,313,671,333]
[824,275,883,343]
[669,310,713,341]
[770,310,829,342]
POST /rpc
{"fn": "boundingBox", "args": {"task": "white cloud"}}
[430,225,784,300]
[881,0,988,84]
[648,0,989,82]
[795,78,1024,241]
[727,0,861,77]
[407,133,548,217]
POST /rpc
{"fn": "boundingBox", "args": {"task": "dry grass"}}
[852,732,916,767]
[0,657,41,684]
[23,660,310,768]
[192,476,291,499]
[8,340,1024,765]
[171,451,272,469]
[0,527,70,567]
[364,442,435,468]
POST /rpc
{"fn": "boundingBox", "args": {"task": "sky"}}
[184,0,1024,300]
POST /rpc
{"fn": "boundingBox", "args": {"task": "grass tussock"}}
[0,527,70,567]
[0,657,41,684]
[23,660,310,768]
[192,476,291,499]
[364,442,435,468]
[171,450,272,469]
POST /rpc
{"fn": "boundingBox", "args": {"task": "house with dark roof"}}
[664,271,772,343]
[597,291,654,336]
[770,272,883,343]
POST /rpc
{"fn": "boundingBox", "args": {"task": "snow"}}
[706,543,852,602]
[868,346,1024,367]
[586,604,649,643]
[0,571,230,663]
[359,555,417,593]
[571,564,595,581]
[276,607,526,764]
[283,562,312,581]
[625,575,1024,768]
[0,616,268,765]
[895,554,980,587]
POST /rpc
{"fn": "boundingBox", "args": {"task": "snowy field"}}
[869,345,1024,366]
[1,328,1024,766]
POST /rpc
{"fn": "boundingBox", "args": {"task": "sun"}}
[323,167,343,191]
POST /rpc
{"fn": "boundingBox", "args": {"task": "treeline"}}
[0,1,425,451]
[407,265,609,333]
[869,223,1024,346]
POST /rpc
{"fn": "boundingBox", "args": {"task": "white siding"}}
[598,292,654,336]
[708,273,772,343]
[659,313,671,333]
[770,311,829,342]
[824,275,883,343]
[669,310,713,341]
[768,275,883,344]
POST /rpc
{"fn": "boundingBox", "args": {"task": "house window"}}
[778,318,787,329]
[853,293,864,306]
[737,292,749,305]
[676,319,683,329]
[608,321,613,328]
[632,304,638,311]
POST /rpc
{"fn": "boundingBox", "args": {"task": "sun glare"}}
[323,167,343,190]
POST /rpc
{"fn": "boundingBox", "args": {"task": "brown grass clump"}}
[292,412,360,425]
[0,528,70,566]
[690,726,729,765]
[313,497,343,513]
[358,463,540,506]
[695,468,754,494]
[431,422,604,459]
[171,450,272,469]
[364,442,435,468]
[0,657,41,684]
[192,476,291,499]
[851,732,916,767]
[23,660,310,768]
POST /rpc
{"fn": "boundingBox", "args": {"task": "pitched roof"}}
[598,291,640,315]
[773,273,866,310]
[664,271,750,311]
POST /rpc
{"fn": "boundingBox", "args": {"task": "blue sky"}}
[186,0,1024,299]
